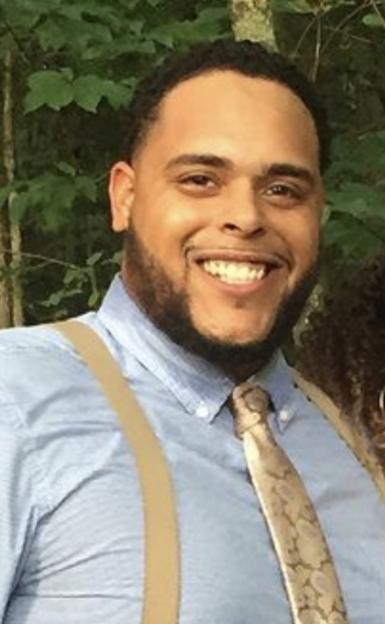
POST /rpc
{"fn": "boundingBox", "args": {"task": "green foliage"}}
[0,0,231,322]
[8,167,97,229]
[24,71,134,113]
[323,130,385,261]
[271,0,385,280]
[25,69,74,112]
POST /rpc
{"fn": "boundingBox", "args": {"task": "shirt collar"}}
[97,275,296,428]
[249,352,297,432]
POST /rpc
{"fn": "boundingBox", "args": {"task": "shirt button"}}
[280,410,290,423]
[195,404,210,419]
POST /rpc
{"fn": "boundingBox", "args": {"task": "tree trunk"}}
[0,219,11,328]
[0,51,11,330]
[231,0,277,49]
[2,48,23,327]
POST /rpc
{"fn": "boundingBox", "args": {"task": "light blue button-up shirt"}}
[0,275,385,623]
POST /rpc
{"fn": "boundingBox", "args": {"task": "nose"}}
[220,184,265,238]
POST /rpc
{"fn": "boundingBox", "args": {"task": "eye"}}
[266,184,299,197]
[265,183,303,205]
[179,174,217,189]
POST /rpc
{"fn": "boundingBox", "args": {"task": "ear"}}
[109,161,135,232]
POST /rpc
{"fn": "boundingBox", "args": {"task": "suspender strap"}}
[52,320,180,624]
[292,369,385,502]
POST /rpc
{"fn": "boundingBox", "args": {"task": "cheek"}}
[274,210,320,270]
[293,218,320,267]
[135,188,208,244]
[130,189,209,272]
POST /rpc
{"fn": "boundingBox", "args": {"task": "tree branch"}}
[293,15,318,59]
[311,12,323,82]
[1,249,82,270]
[3,50,24,326]
[321,1,369,55]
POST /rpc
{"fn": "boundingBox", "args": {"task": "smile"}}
[202,260,267,284]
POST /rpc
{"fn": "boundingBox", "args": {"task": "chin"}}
[195,308,275,342]
[201,325,271,348]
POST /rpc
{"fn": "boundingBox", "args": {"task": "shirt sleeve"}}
[0,383,47,622]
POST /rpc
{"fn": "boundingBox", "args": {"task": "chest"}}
[12,384,385,624]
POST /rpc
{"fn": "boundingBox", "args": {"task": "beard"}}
[122,227,318,379]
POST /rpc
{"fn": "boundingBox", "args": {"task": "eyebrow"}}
[165,153,316,187]
[265,163,315,187]
[165,153,234,171]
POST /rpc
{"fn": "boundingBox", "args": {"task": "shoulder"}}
[0,316,102,420]
[0,314,101,369]
[0,322,76,357]
[0,324,75,516]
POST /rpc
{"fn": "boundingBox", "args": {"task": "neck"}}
[218,355,275,383]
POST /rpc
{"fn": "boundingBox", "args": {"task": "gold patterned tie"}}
[231,382,348,624]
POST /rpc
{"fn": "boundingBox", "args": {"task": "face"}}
[110,71,323,371]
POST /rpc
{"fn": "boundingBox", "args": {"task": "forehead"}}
[137,70,319,171]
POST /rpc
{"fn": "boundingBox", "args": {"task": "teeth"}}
[202,260,267,284]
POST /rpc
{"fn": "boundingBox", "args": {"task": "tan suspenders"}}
[52,320,385,623]
[53,320,180,624]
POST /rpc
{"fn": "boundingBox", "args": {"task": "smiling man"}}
[1,40,385,624]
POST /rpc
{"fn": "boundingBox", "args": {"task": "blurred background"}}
[0,0,384,328]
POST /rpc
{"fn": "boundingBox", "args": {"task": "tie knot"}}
[231,382,270,439]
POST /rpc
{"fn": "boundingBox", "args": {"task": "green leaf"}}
[149,9,228,48]
[24,0,61,12]
[88,290,100,307]
[73,75,104,112]
[43,290,66,307]
[25,70,74,112]
[105,250,123,266]
[362,13,385,28]
[75,176,97,202]
[56,1,120,26]
[56,162,76,177]
[102,80,133,109]
[86,251,103,266]
[23,172,77,230]
[196,8,229,22]
[35,18,66,52]
[72,75,133,111]
[82,36,155,61]
[128,20,144,36]
[8,193,30,224]
[3,1,41,30]
[64,268,81,285]
[54,15,113,55]
[328,181,385,221]
[323,215,385,259]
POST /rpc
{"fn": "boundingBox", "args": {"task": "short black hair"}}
[125,39,331,172]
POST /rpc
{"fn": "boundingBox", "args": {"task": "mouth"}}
[190,249,287,289]
[200,259,267,284]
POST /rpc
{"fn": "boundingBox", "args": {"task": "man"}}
[0,40,384,624]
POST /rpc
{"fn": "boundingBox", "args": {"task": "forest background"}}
[0,0,384,328]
